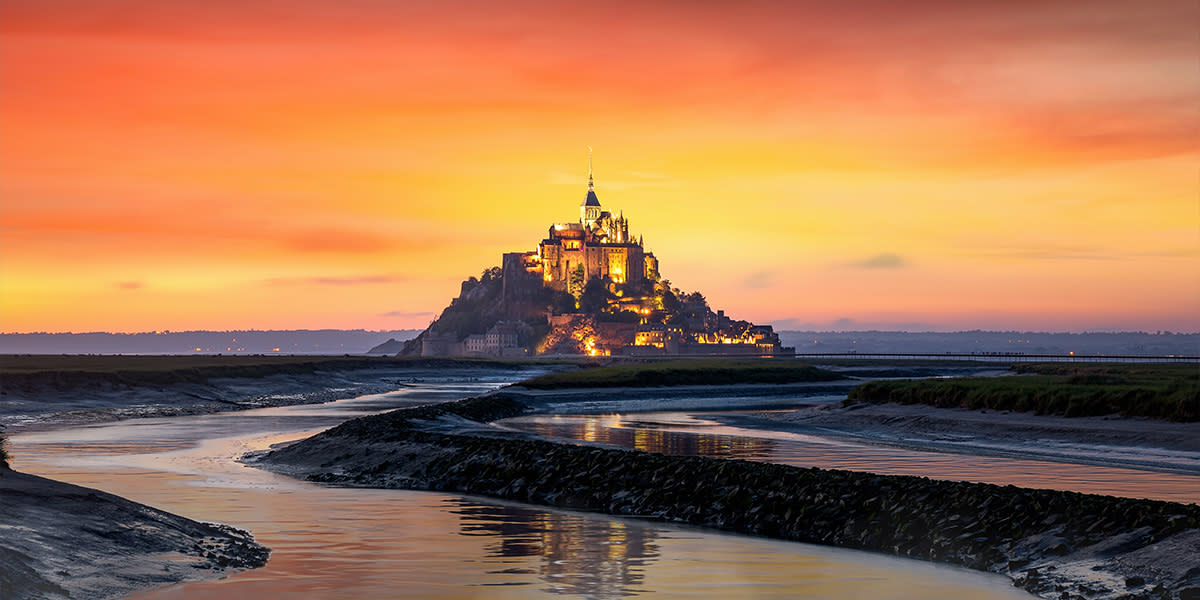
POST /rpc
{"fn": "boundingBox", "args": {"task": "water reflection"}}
[452,499,657,597]
[505,413,1200,503]
[524,413,775,459]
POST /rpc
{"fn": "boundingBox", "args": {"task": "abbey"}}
[530,158,658,294]
[413,154,792,358]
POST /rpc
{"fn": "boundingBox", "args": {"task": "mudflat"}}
[716,402,1200,475]
[0,466,268,600]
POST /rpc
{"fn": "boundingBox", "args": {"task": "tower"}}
[580,148,601,225]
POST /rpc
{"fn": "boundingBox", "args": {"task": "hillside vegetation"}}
[846,363,1199,421]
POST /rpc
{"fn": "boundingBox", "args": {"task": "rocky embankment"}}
[259,395,1200,600]
[0,466,269,600]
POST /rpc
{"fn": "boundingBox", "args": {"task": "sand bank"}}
[0,466,268,600]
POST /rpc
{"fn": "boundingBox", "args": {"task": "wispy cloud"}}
[115,281,143,290]
[546,169,677,192]
[282,229,396,254]
[966,245,1120,261]
[379,310,434,318]
[267,275,408,286]
[742,270,775,289]
[846,253,906,269]
[770,317,940,331]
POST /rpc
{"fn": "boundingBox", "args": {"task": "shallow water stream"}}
[9,372,1036,599]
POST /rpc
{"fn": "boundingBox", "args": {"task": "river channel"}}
[9,371,1039,599]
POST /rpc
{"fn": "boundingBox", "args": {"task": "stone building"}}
[459,321,525,357]
[509,156,659,296]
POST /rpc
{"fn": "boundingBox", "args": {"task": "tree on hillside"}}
[551,291,577,314]
[579,278,615,313]
[568,264,586,297]
[660,288,680,313]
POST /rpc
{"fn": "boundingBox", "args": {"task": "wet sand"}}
[718,402,1200,478]
[0,466,267,600]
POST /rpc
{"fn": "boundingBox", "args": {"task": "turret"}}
[580,149,601,225]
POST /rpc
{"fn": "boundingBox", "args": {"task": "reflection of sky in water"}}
[501,413,1200,503]
[7,376,1035,599]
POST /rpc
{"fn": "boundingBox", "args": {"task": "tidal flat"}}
[258,385,1200,600]
[3,357,1197,599]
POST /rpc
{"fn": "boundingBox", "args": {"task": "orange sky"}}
[2,0,1197,333]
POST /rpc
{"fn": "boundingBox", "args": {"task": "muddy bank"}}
[0,359,541,432]
[716,403,1200,475]
[0,466,268,600]
[500,380,860,413]
[258,396,1200,600]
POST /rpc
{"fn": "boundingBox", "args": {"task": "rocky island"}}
[402,160,794,358]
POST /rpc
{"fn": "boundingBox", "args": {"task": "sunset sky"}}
[2,0,1197,333]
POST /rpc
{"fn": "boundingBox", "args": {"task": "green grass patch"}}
[846,363,1200,421]
[517,359,846,389]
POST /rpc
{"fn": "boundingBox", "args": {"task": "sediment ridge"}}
[0,466,269,600]
[0,356,537,431]
[259,395,1200,600]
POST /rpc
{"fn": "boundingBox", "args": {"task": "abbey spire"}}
[580,147,602,224]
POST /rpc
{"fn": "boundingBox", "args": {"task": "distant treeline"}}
[846,363,1200,422]
[0,329,422,355]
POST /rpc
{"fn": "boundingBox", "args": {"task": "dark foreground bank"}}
[0,465,269,600]
[0,355,548,431]
[258,395,1200,600]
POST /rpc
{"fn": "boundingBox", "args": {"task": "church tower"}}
[580,148,601,225]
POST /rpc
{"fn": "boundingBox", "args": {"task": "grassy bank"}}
[846,363,1200,421]
[0,355,550,390]
[0,354,557,375]
[516,359,846,389]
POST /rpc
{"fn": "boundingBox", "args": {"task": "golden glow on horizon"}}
[1,1,1197,333]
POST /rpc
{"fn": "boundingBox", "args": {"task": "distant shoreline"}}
[3,328,1196,357]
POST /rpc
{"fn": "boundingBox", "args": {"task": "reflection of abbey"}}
[411,155,791,357]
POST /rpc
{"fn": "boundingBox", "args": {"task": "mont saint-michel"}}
[404,159,792,358]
